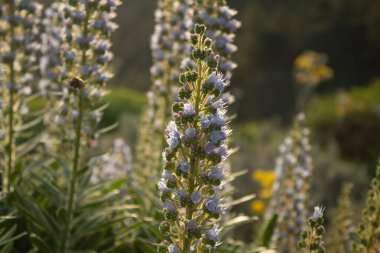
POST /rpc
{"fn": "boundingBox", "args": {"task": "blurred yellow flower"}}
[252,169,276,189]
[251,200,265,215]
[294,50,333,87]
[250,169,276,214]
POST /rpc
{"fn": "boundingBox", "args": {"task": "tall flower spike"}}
[134,0,194,213]
[158,24,230,252]
[298,206,326,253]
[193,0,241,80]
[269,113,313,253]
[0,0,42,195]
[352,161,380,252]
[151,0,193,103]
[327,183,354,253]
[41,0,121,156]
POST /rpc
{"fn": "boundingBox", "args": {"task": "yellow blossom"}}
[251,200,265,215]
[252,169,276,189]
[294,50,333,87]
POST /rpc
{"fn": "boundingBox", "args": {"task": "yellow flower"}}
[252,169,276,189]
[250,200,265,215]
[294,50,334,87]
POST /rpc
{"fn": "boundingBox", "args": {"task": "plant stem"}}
[59,89,83,253]
[59,11,89,252]
[183,40,203,252]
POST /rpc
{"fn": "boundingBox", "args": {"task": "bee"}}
[68,76,85,90]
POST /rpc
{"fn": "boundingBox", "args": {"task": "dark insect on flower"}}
[68,76,85,90]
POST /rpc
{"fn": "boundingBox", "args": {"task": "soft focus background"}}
[47,0,380,240]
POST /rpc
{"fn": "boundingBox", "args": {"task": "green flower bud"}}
[179,73,187,84]
[190,34,198,46]
[179,84,192,100]
[159,221,170,234]
[194,24,206,35]
[316,226,325,236]
[172,102,184,113]
[204,38,212,48]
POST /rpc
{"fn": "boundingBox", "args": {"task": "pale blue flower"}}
[205,226,220,244]
[190,191,202,203]
[208,167,224,181]
[204,196,224,215]
[188,219,196,230]
[214,146,228,158]
[204,142,215,154]
[162,170,175,181]
[163,200,177,213]
[212,115,225,127]
[158,180,171,195]
[168,244,180,253]
[185,128,196,138]
[183,103,195,116]
[210,130,227,144]
[166,121,180,149]
[201,115,212,129]
[178,161,190,174]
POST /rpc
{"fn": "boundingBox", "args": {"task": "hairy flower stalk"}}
[298,206,326,253]
[353,161,380,253]
[269,113,313,253]
[158,24,230,253]
[0,0,42,195]
[328,183,354,253]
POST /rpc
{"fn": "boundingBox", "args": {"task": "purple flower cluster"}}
[40,0,121,154]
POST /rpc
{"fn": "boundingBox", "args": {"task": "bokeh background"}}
[45,0,380,240]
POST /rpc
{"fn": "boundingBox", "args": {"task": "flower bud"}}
[190,34,198,45]
[194,24,206,35]
[159,221,170,234]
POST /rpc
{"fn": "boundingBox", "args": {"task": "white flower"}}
[312,206,324,220]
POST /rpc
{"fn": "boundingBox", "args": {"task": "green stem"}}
[59,11,89,252]
[59,90,83,253]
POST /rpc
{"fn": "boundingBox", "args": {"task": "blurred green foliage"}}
[307,79,380,172]
[101,87,147,128]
